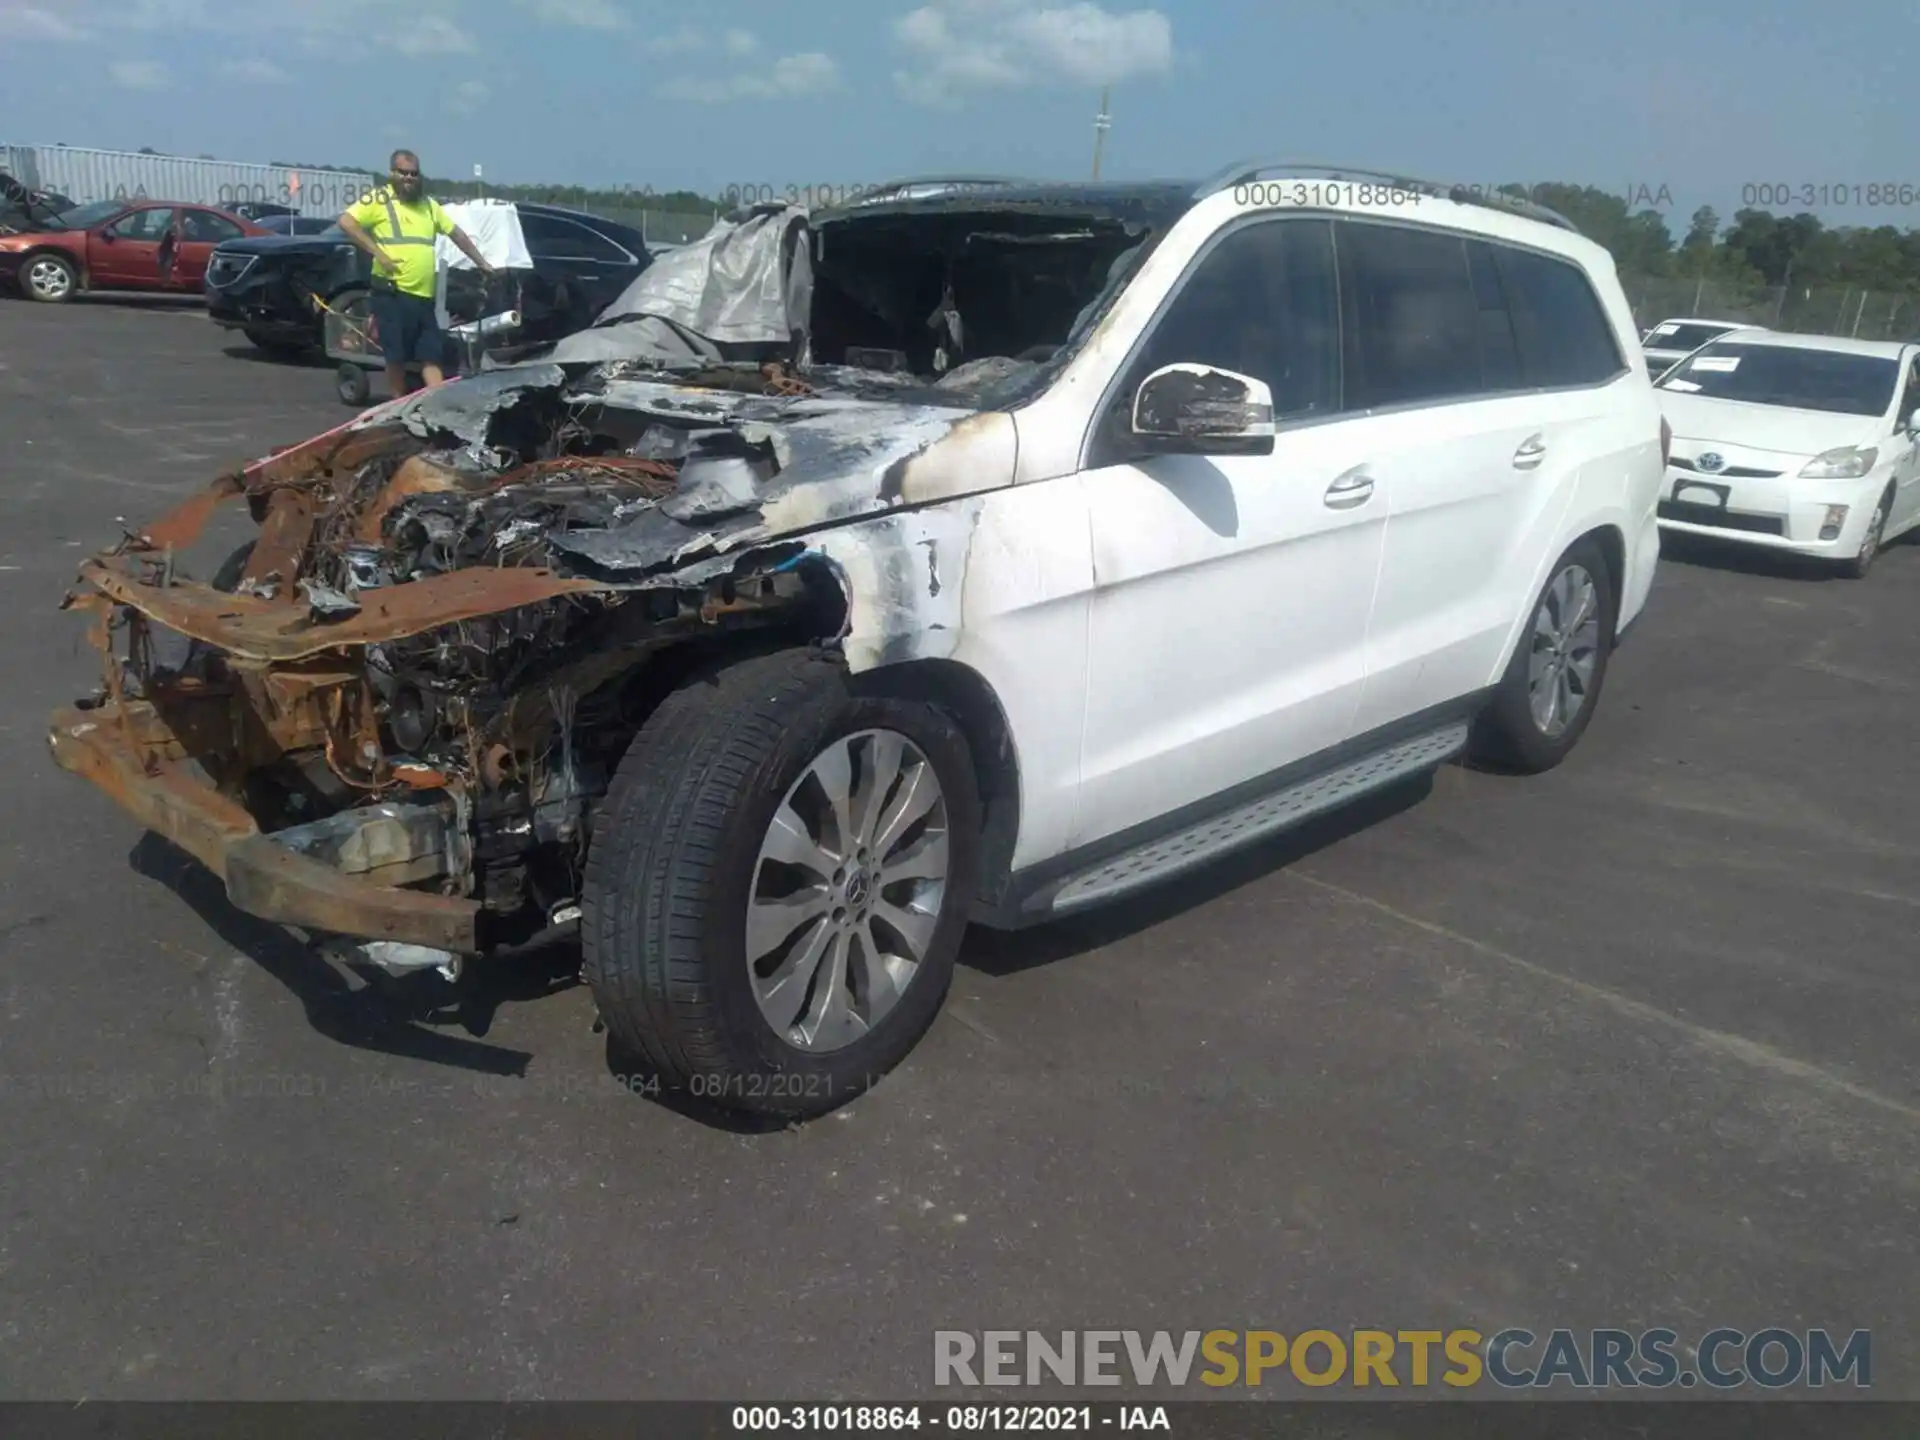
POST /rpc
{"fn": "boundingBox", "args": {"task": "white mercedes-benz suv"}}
[1656,331,1920,576]
[51,163,1668,1115]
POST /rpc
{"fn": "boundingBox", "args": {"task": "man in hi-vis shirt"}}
[338,149,496,395]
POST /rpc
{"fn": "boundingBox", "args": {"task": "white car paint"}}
[863,178,1667,872]
[1654,331,1920,561]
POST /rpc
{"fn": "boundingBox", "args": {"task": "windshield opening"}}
[808,205,1170,404]
[48,201,126,231]
[1658,342,1898,417]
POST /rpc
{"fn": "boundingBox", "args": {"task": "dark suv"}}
[203,201,652,356]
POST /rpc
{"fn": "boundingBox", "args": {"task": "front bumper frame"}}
[48,704,481,952]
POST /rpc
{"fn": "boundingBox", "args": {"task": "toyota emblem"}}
[1696,452,1725,473]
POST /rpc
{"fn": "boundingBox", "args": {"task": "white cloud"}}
[7,6,95,40]
[517,0,627,28]
[220,56,290,82]
[722,27,758,56]
[108,57,169,87]
[893,0,1172,105]
[393,13,474,53]
[447,78,489,115]
[658,51,842,104]
[644,23,707,54]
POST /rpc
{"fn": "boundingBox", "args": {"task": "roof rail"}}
[1193,158,1580,233]
[836,175,1030,206]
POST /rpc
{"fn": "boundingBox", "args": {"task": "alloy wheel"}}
[746,728,951,1053]
[25,257,71,300]
[1528,564,1601,738]
[1858,495,1889,568]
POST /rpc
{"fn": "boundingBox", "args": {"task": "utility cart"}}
[322,197,537,406]
[322,280,522,406]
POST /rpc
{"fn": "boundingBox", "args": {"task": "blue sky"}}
[1,0,1916,229]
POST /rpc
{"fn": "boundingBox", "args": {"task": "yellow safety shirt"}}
[344,187,454,299]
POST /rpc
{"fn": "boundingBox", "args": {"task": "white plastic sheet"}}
[547,203,811,364]
[433,199,533,329]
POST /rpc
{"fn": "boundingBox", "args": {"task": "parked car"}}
[1641,316,1756,377]
[0,199,270,302]
[203,201,651,356]
[1655,331,1920,575]
[48,166,1664,1117]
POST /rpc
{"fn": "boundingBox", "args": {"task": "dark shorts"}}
[368,288,445,366]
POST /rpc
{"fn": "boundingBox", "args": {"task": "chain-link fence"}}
[594,207,715,246]
[1622,276,1920,343]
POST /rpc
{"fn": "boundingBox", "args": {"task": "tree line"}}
[256,166,1920,293]
[1487,184,1920,293]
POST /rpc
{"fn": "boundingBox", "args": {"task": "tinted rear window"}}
[1495,246,1625,387]
[1466,240,1523,392]
[1336,222,1484,409]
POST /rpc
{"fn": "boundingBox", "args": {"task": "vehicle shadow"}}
[597,774,1439,1134]
[220,344,328,369]
[129,832,549,1077]
[71,294,205,311]
[1658,530,1857,581]
[961,773,1433,978]
[131,769,1433,1133]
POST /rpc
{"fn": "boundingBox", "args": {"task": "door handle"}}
[1324,468,1375,509]
[1513,434,1547,469]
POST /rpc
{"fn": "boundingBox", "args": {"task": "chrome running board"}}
[1047,723,1469,914]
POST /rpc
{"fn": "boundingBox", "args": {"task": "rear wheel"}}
[1470,538,1616,773]
[1836,486,1893,579]
[582,648,980,1118]
[21,251,76,303]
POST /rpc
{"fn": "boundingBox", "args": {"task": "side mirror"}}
[1906,408,1919,435]
[1130,363,1276,456]
[96,229,116,243]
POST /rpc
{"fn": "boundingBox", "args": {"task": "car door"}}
[1886,350,1920,534]
[87,206,175,288]
[172,208,247,291]
[516,212,637,339]
[1343,222,1629,734]
[1073,214,1387,848]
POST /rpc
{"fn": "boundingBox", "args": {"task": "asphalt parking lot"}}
[1,299,1917,1403]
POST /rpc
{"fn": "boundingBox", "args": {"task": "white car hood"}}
[1657,391,1884,459]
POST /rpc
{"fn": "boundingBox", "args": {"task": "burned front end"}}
[45,363,905,968]
[50,185,1183,970]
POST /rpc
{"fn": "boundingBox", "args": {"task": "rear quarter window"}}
[1493,246,1625,388]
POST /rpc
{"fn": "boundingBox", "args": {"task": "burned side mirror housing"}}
[1130,363,1276,457]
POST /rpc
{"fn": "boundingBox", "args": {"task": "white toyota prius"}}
[1655,331,1920,576]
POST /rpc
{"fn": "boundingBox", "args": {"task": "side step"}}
[1044,722,1470,915]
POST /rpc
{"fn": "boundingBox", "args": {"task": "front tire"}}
[20,251,76,303]
[336,363,371,406]
[582,649,981,1118]
[1470,538,1617,773]
[1836,486,1893,579]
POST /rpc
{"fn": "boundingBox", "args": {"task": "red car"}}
[0,199,270,303]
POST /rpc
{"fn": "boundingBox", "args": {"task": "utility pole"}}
[1091,86,1111,180]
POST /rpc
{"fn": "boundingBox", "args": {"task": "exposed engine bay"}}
[49,192,1180,964]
